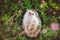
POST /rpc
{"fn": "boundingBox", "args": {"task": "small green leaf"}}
[10,5,17,10]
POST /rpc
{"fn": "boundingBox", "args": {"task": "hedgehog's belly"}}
[24,23,40,37]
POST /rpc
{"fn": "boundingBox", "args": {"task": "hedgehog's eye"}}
[36,13,38,17]
[32,13,34,15]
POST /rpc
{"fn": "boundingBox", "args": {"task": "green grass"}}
[0,0,60,40]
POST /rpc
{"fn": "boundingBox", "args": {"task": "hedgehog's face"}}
[27,10,38,17]
[28,10,35,16]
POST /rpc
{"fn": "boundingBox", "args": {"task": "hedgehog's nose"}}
[29,12,32,15]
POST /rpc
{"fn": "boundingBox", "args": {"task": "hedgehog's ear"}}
[31,9,37,13]
[31,9,36,11]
